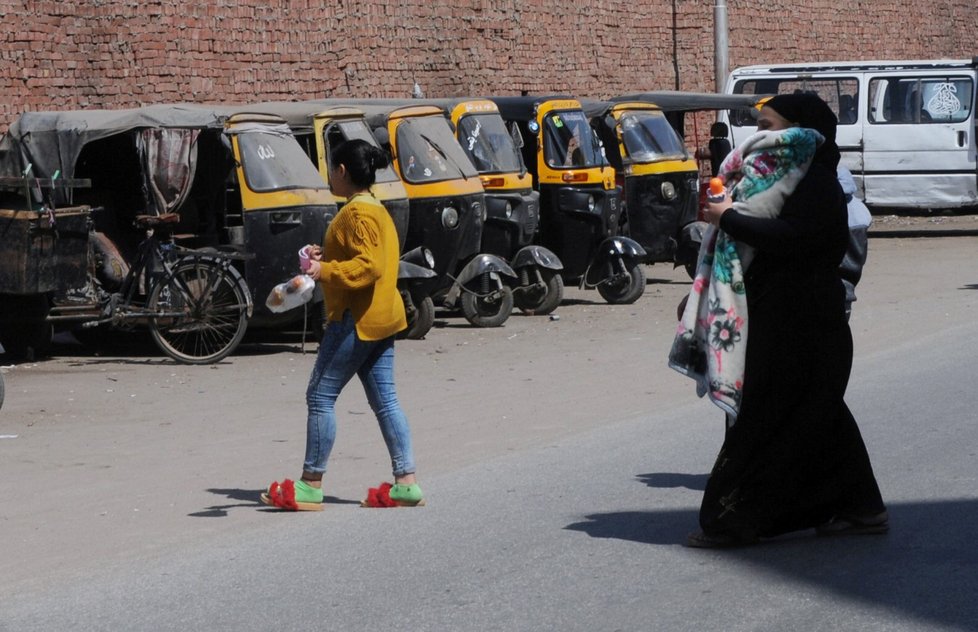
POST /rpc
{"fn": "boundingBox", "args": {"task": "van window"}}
[731,77,860,126]
[868,77,974,124]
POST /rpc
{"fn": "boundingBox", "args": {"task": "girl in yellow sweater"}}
[262,139,422,510]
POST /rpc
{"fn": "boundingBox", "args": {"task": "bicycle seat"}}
[134,213,181,228]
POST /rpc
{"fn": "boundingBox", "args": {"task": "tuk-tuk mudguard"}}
[584,236,647,286]
[442,253,517,306]
[510,245,563,272]
[398,260,438,281]
[454,253,517,285]
[676,220,708,267]
[623,172,698,263]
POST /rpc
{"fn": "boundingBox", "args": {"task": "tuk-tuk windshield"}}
[456,113,524,174]
[544,110,606,169]
[237,128,329,192]
[619,111,689,162]
[396,117,478,184]
[331,120,400,184]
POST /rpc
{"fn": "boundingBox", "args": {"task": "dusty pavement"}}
[1,224,977,600]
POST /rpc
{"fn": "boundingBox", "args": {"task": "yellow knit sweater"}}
[319,193,406,341]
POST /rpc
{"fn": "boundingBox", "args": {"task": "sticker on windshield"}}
[552,116,564,128]
[256,144,276,160]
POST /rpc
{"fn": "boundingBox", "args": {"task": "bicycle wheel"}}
[148,257,250,364]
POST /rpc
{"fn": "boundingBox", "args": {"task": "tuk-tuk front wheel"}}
[514,269,564,316]
[684,260,697,280]
[460,282,514,328]
[597,260,646,305]
[398,294,435,340]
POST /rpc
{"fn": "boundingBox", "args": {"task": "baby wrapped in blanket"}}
[668,126,823,418]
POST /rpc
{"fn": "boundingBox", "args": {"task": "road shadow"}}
[637,472,708,490]
[565,499,978,629]
[189,487,360,517]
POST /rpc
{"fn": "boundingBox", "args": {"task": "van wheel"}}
[460,282,513,328]
[515,270,564,316]
[598,260,646,304]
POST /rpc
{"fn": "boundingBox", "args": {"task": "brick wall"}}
[1,0,976,135]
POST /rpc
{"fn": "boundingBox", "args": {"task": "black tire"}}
[148,258,250,364]
[597,260,646,305]
[0,371,5,411]
[460,278,514,328]
[514,269,564,316]
[398,294,435,340]
[684,260,698,280]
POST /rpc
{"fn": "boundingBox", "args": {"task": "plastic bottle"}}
[707,177,726,204]
[265,274,316,313]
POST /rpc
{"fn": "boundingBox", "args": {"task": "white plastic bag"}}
[265,274,316,313]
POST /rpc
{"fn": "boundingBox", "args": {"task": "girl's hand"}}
[308,245,323,261]
[307,260,322,280]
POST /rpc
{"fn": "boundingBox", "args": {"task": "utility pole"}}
[714,0,729,93]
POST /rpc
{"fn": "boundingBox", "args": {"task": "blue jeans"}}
[303,311,415,477]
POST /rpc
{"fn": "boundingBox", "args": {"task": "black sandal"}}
[816,511,889,536]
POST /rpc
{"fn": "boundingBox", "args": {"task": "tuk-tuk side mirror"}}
[372,126,390,148]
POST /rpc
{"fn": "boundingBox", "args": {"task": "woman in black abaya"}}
[688,94,887,548]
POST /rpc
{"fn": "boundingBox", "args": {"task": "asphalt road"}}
[1,234,976,631]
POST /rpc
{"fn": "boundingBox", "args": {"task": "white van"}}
[721,59,978,211]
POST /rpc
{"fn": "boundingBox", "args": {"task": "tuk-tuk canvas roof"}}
[0,103,238,182]
[611,91,766,112]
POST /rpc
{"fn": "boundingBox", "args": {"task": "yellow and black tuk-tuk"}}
[249,101,438,340]
[489,96,647,305]
[0,104,336,359]
[430,98,564,315]
[610,91,772,273]
[584,99,702,277]
[357,103,517,328]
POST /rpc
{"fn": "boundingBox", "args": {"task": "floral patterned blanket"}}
[668,127,822,419]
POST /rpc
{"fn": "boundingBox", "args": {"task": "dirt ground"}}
[1,226,977,594]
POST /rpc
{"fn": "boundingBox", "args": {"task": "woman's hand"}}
[306,259,322,280]
[307,245,323,261]
[704,192,733,227]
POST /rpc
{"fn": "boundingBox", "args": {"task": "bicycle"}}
[62,211,254,364]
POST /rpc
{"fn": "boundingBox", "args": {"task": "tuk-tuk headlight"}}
[504,201,513,219]
[442,206,460,229]
[423,248,435,268]
[587,195,596,212]
[661,182,677,201]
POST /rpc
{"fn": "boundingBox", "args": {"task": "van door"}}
[862,72,977,209]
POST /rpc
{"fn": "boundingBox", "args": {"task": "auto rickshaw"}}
[584,99,702,278]
[0,104,336,357]
[489,96,646,304]
[610,91,771,273]
[431,98,564,315]
[356,103,517,328]
[249,101,438,340]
